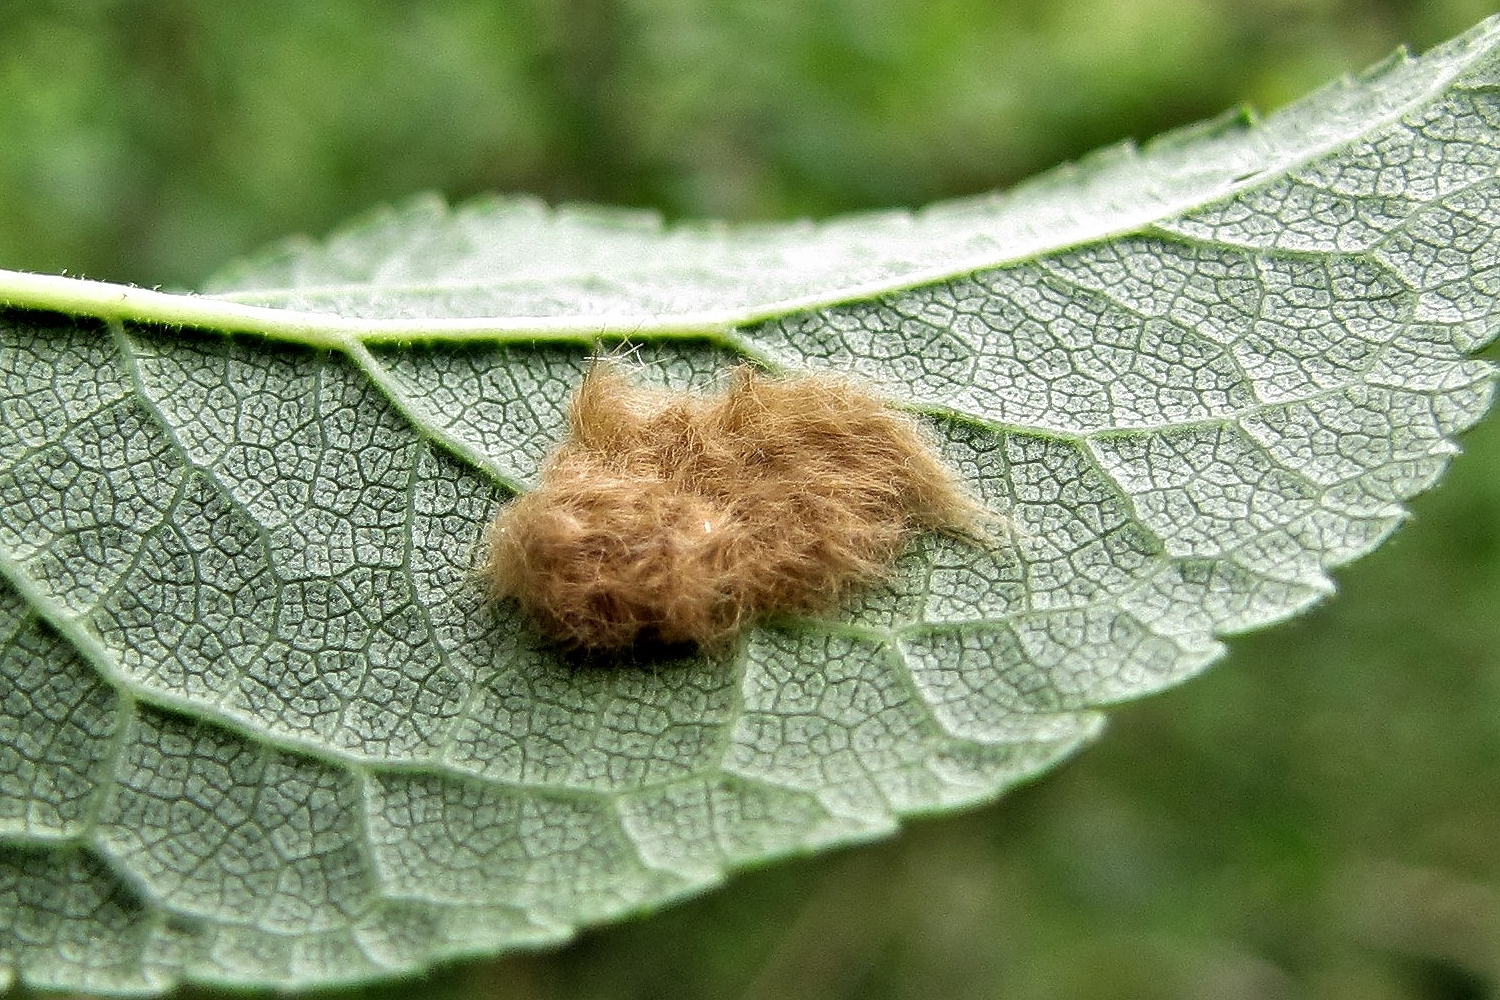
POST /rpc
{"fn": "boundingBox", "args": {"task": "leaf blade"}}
[2,14,1500,994]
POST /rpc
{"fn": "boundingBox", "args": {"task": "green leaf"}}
[2,15,1499,994]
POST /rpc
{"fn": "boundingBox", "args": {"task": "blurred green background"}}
[4,1,1500,998]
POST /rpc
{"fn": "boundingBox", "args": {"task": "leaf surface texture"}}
[2,18,1499,993]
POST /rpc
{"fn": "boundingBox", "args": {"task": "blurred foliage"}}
[4,1,1500,998]
[1,0,1496,287]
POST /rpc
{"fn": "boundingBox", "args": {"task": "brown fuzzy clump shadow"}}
[481,363,988,653]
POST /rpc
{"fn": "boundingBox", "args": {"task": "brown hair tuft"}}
[481,363,986,651]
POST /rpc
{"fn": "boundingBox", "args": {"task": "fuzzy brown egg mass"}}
[481,363,985,651]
